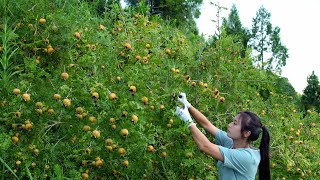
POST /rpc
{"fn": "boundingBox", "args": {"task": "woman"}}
[176,93,270,180]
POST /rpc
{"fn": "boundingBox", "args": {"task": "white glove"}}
[177,93,191,109]
[176,106,196,128]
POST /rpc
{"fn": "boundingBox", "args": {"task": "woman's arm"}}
[189,124,224,162]
[188,106,218,136]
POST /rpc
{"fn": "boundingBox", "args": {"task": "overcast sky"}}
[195,0,320,94]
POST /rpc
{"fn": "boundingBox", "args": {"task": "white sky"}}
[195,0,320,94]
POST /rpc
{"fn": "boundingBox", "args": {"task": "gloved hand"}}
[177,93,191,109]
[176,106,196,128]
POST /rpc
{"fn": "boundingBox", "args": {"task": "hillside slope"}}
[0,1,319,179]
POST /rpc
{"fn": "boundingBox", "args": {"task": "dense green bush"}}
[0,1,319,179]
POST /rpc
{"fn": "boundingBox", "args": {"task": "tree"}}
[249,6,288,74]
[222,4,250,57]
[301,71,320,113]
[275,76,297,101]
[125,0,203,33]
[85,0,121,15]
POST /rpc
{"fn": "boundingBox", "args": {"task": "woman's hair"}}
[238,111,270,180]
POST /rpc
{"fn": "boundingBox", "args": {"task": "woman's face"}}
[227,114,243,140]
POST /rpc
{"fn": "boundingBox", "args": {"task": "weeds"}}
[0,18,21,89]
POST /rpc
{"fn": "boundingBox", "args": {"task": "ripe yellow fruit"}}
[219,97,225,103]
[34,149,39,156]
[120,129,129,137]
[12,136,19,143]
[74,32,81,39]
[105,138,113,145]
[16,160,22,166]
[160,104,165,110]
[81,172,89,179]
[109,93,117,100]
[129,86,137,93]
[106,145,113,151]
[288,136,293,140]
[83,125,91,131]
[31,162,36,168]
[89,116,97,123]
[22,93,31,102]
[109,117,115,123]
[35,102,43,108]
[35,108,43,114]
[111,124,116,130]
[123,160,129,167]
[13,88,21,95]
[53,94,61,100]
[165,48,171,54]
[98,24,105,30]
[46,45,54,54]
[92,130,101,138]
[147,145,155,152]
[122,111,127,117]
[85,148,91,155]
[124,43,132,50]
[95,158,103,167]
[142,56,148,63]
[92,92,99,99]
[63,98,71,107]
[15,111,21,118]
[39,18,46,24]
[61,72,69,80]
[145,44,151,49]
[161,151,167,158]
[131,115,138,123]
[116,76,121,81]
[141,96,148,104]
[76,107,84,114]
[45,164,50,170]
[118,148,126,156]
[24,123,32,131]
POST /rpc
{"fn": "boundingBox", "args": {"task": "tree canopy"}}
[125,0,203,33]
[222,4,250,58]
[301,71,320,113]
[249,6,288,74]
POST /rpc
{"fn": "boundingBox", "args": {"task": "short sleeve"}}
[215,129,233,148]
[218,146,260,175]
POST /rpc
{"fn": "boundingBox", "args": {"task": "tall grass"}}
[0,157,19,180]
[0,18,21,89]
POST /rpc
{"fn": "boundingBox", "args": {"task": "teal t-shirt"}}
[216,129,260,180]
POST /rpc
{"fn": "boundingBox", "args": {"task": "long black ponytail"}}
[258,126,270,180]
[239,111,270,180]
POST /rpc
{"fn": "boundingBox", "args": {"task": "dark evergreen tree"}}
[222,4,250,57]
[125,0,203,34]
[301,71,320,113]
[249,6,288,74]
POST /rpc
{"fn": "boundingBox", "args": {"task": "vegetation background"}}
[0,0,319,179]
